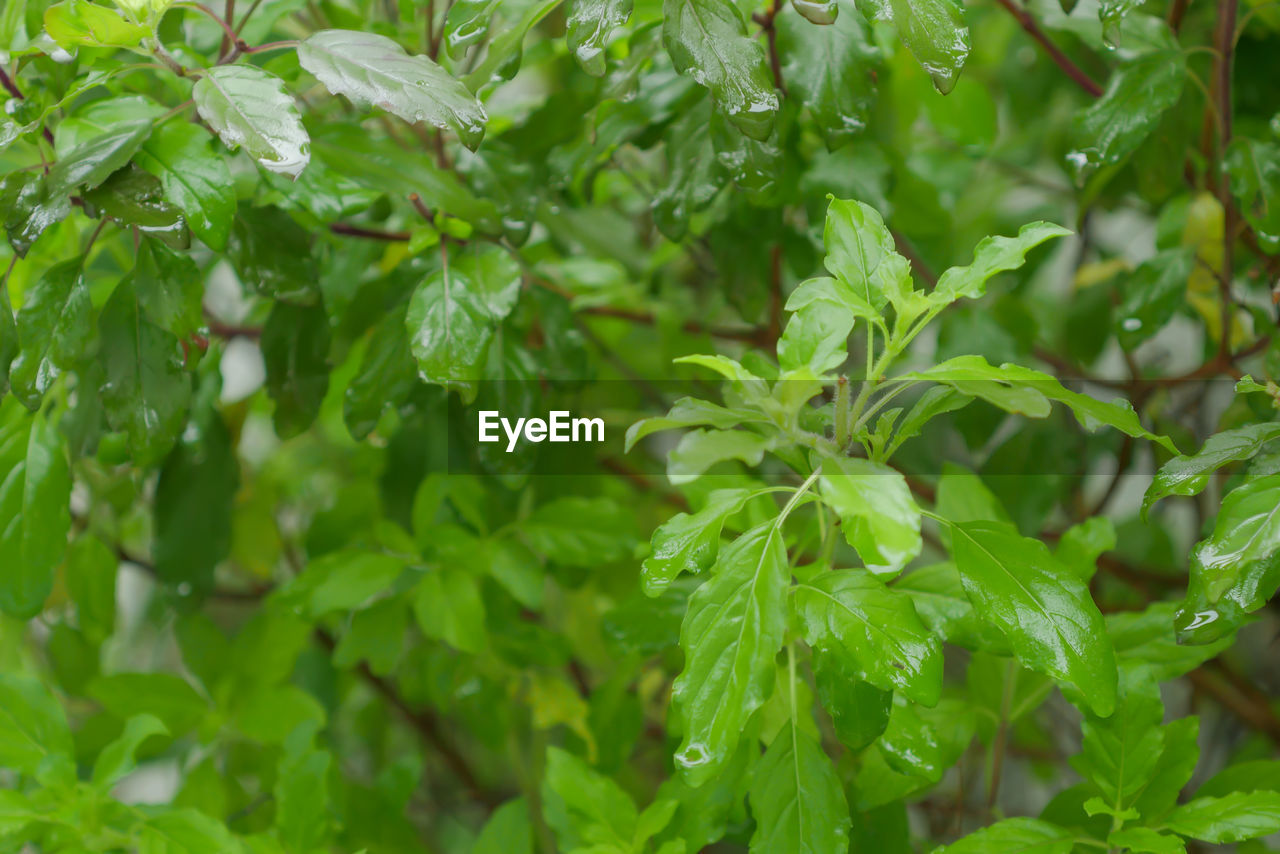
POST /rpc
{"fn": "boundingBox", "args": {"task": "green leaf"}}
[542,746,638,852]
[0,408,71,618]
[0,171,71,257]
[1198,760,1280,800]
[89,673,210,735]
[1054,516,1115,582]
[778,278,866,374]
[668,428,773,484]
[1108,601,1232,680]
[298,30,488,151]
[932,221,1070,303]
[949,521,1118,715]
[521,496,634,567]
[673,520,789,784]
[898,356,1051,417]
[1114,249,1196,350]
[141,808,238,852]
[0,673,73,775]
[135,122,236,251]
[92,713,167,787]
[877,695,973,782]
[1143,424,1280,513]
[97,262,192,467]
[229,206,319,304]
[473,798,534,854]
[292,550,406,616]
[626,397,765,452]
[1175,475,1280,643]
[9,257,91,408]
[153,407,238,596]
[1071,663,1164,814]
[0,789,37,837]
[1132,716,1199,819]
[641,487,754,596]
[1225,138,1280,253]
[194,65,311,177]
[812,654,892,750]
[343,307,417,441]
[1107,827,1186,854]
[274,726,332,852]
[818,456,921,575]
[1098,0,1144,46]
[662,0,779,140]
[49,118,153,200]
[406,248,521,402]
[652,103,727,240]
[821,196,899,311]
[938,817,1075,853]
[793,569,942,705]
[65,534,118,644]
[1069,51,1185,176]
[1163,791,1280,843]
[748,723,851,853]
[895,561,1011,654]
[43,0,148,48]
[443,0,499,57]
[261,300,331,438]
[777,0,877,149]
[857,0,969,94]
[566,0,632,76]
[413,568,487,653]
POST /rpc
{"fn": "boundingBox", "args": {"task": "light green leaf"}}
[668,428,773,484]
[542,746,638,852]
[520,496,634,567]
[414,568,486,654]
[821,197,898,311]
[141,808,238,852]
[0,408,71,618]
[1054,516,1115,582]
[292,550,405,617]
[1144,424,1280,513]
[662,0,779,140]
[89,672,209,735]
[1108,601,1232,680]
[0,673,73,775]
[92,713,167,787]
[1107,827,1186,854]
[932,221,1070,303]
[275,725,331,850]
[1071,663,1164,813]
[793,569,942,705]
[641,488,755,596]
[626,397,765,452]
[938,817,1075,853]
[194,65,311,177]
[949,521,1118,716]
[43,0,148,48]
[473,798,533,854]
[299,30,488,151]
[818,456,921,575]
[673,521,789,784]
[748,723,851,853]
[1163,791,1280,843]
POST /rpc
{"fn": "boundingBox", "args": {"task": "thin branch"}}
[992,0,1104,97]
[0,67,56,145]
[1212,0,1239,361]
[221,0,236,57]
[752,0,787,95]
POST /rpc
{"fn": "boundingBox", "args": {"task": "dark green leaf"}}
[261,300,331,438]
[136,122,236,251]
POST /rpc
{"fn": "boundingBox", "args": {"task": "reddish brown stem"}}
[993,0,1104,97]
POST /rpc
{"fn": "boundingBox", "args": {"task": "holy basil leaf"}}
[1162,791,1280,843]
[949,521,1118,716]
[298,30,488,151]
[1070,663,1164,814]
[818,456,921,574]
[672,521,788,785]
[938,818,1075,854]
[43,0,148,48]
[0,673,74,775]
[748,723,851,853]
[542,746,638,851]
[932,221,1070,303]
[1144,423,1280,513]
[793,569,942,705]
[641,487,754,596]
[194,65,311,177]
[821,196,899,311]
[0,408,71,619]
[896,562,1012,654]
[667,428,773,484]
[662,0,779,141]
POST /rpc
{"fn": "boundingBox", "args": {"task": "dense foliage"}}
[2,0,1280,849]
